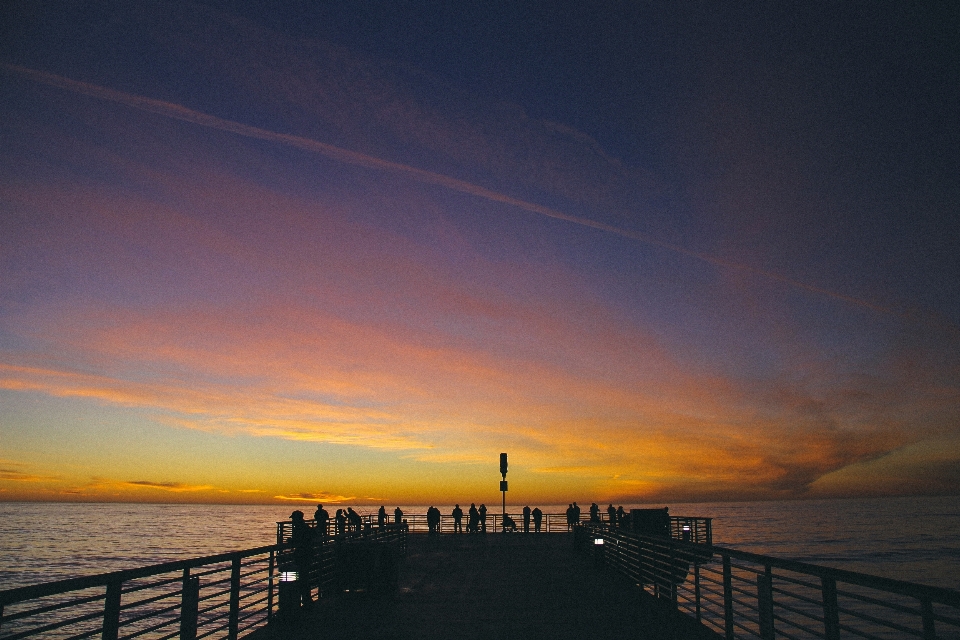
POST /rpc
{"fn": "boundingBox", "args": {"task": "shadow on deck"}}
[247,533,719,640]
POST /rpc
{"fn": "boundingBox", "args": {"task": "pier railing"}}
[0,546,276,640]
[0,524,407,640]
[577,523,960,640]
[277,511,711,542]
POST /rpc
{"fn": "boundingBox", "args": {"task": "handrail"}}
[0,526,406,640]
[276,511,711,542]
[0,546,280,607]
[576,522,960,639]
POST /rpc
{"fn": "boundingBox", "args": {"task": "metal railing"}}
[577,523,960,640]
[0,525,407,640]
[278,511,711,541]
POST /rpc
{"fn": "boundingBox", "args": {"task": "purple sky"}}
[1,1,958,505]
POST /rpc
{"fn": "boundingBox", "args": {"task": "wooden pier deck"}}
[248,532,719,640]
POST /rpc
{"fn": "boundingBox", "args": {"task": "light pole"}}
[499,452,508,532]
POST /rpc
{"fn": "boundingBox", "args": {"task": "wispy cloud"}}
[123,480,213,492]
[0,62,891,314]
[0,464,60,483]
[274,492,355,503]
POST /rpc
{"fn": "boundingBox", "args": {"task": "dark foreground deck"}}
[248,533,717,640]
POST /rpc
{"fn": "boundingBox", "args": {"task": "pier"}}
[2,510,959,640]
[246,531,716,640]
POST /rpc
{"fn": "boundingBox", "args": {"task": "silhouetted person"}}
[452,504,463,533]
[522,506,531,533]
[427,506,441,535]
[532,507,543,533]
[347,507,362,534]
[289,510,314,606]
[335,509,346,535]
[502,513,517,532]
[607,504,617,528]
[314,504,329,538]
[573,502,580,525]
[468,503,479,533]
[479,504,488,533]
[566,504,574,531]
[378,505,387,529]
[590,503,600,523]
[617,505,626,527]
[394,506,403,524]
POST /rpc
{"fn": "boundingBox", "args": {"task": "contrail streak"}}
[3,62,892,314]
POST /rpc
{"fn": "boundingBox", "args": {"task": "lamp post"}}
[499,452,508,532]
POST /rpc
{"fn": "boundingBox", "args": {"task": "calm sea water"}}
[0,496,957,592]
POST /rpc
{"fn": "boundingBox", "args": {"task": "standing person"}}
[532,507,543,533]
[335,509,346,535]
[378,505,387,529]
[590,503,600,523]
[314,504,329,539]
[607,504,617,528]
[426,506,437,535]
[479,504,488,533]
[394,506,403,525]
[289,511,314,606]
[566,504,574,531]
[468,503,479,533]
[452,504,463,533]
[522,506,531,533]
[573,502,581,526]
[616,505,626,528]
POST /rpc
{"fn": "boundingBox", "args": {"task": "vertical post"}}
[1,602,5,635]
[180,571,199,640]
[102,580,122,640]
[668,545,678,606]
[500,452,508,533]
[757,568,774,640]
[722,555,735,640]
[267,550,275,623]
[921,598,936,640]
[228,556,241,640]
[636,537,646,591]
[821,576,840,640]
[693,561,702,622]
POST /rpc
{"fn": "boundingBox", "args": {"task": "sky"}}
[1,1,959,506]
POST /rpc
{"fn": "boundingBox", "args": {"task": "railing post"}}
[267,550,275,623]
[693,561,702,622]
[228,556,241,640]
[668,545,678,605]
[180,571,199,640]
[821,576,840,640]
[757,568,774,640]
[102,580,122,640]
[921,598,936,640]
[722,555,735,640]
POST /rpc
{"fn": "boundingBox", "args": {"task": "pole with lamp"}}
[499,452,508,532]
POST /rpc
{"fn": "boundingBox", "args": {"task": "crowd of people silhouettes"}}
[300,501,629,540]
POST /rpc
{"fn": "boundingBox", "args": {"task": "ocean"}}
[1,496,958,593]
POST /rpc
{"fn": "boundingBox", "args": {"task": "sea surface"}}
[1,496,958,592]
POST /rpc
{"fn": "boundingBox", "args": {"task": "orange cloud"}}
[274,492,355,504]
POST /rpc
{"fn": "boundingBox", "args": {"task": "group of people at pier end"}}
[424,503,545,533]
[297,502,630,540]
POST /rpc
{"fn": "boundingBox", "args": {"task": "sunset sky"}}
[2,1,958,506]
